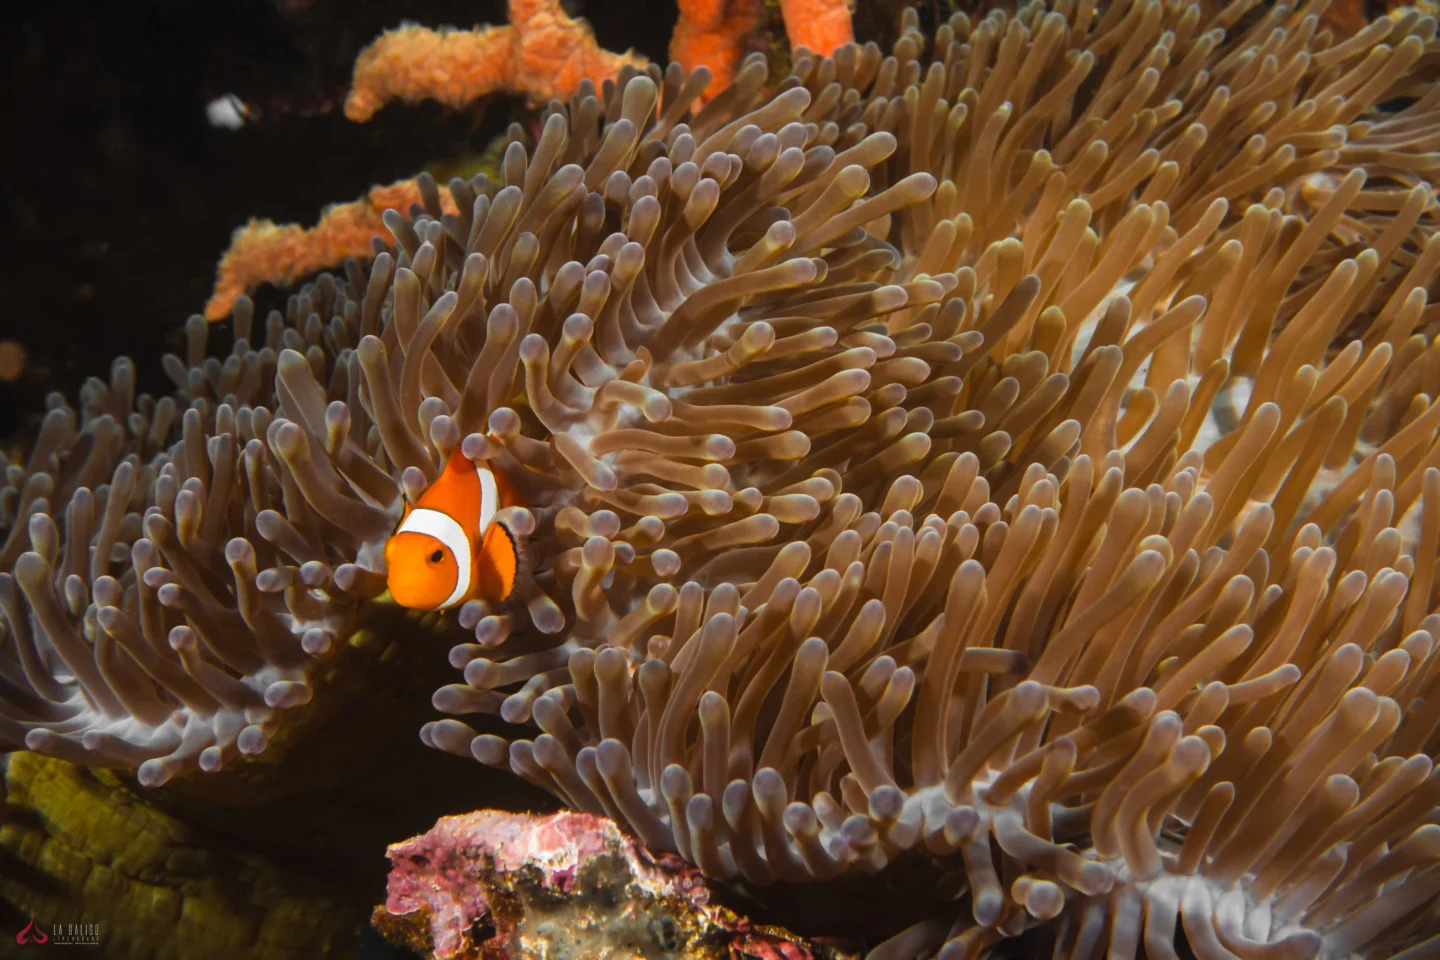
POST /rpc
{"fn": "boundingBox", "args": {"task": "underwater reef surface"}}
[6,0,1440,958]
[375,808,848,960]
[1,609,557,958]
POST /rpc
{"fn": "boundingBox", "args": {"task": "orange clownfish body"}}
[384,449,527,611]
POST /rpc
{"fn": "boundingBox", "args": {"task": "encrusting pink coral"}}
[376,809,826,959]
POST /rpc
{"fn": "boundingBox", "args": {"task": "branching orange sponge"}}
[205,0,646,320]
[780,0,854,55]
[344,0,647,123]
[670,0,764,101]
[204,178,457,321]
[670,0,852,102]
[208,0,849,321]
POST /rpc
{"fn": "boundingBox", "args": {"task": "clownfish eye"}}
[429,549,444,563]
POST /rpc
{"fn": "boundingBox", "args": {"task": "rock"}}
[373,810,856,960]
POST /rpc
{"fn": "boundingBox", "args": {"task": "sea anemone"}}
[5,0,1440,957]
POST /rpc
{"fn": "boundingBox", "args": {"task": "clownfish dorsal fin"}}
[475,519,530,605]
[503,522,532,592]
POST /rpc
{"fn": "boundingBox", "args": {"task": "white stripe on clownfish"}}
[477,463,498,537]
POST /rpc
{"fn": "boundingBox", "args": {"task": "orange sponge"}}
[780,0,854,56]
[204,179,457,321]
[670,0,764,101]
[207,0,858,321]
[670,0,853,103]
[345,0,646,122]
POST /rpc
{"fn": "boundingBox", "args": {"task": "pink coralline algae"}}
[377,809,845,960]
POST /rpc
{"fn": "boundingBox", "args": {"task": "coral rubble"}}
[4,0,1440,957]
[375,808,844,959]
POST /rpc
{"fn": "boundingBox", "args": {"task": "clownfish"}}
[384,449,528,610]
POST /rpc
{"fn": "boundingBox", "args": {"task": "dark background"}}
[0,0,679,440]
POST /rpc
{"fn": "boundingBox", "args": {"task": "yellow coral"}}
[1,753,353,960]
